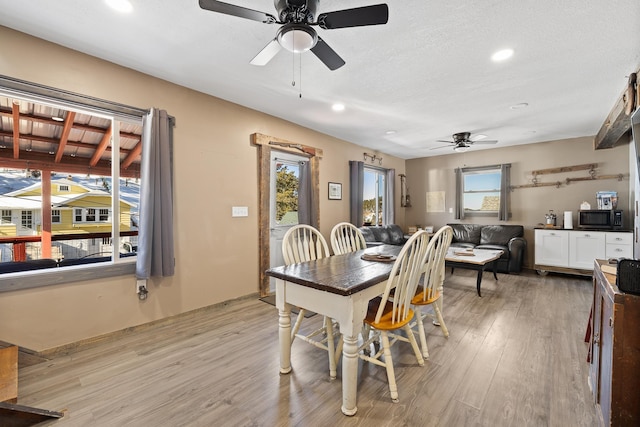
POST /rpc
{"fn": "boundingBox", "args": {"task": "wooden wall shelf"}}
[510,163,627,191]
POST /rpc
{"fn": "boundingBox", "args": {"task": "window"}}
[463,168,501,214]
[21,210,33,229]
[1,210,11,224]
[455,164,511,220]
[363,167,386,225]
[273,159,300,226]
[0,87,143,288]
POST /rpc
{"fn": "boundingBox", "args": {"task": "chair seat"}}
[411,286,441,306]
[365,297,414,331]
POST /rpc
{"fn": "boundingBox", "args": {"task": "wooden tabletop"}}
[445,248,503,265]
[266,245,402,296]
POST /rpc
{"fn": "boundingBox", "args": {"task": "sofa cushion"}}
[386,224,405,245]
[449,224,482,245]
[370,226,390,243]
[480,225,524,245]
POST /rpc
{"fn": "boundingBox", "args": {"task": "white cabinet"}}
[568,231,605,270]
[534,229,633,275]
[535,229,569,267]
[605,232,633,259]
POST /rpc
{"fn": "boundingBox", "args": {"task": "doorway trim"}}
[251,133,322,297]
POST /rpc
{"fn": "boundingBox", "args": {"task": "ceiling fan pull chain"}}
[299,52,303,98]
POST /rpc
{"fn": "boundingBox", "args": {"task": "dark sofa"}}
[448,223,526,273]
[358,224,407,247]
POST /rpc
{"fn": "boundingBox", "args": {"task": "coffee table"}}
[445,248,504,297]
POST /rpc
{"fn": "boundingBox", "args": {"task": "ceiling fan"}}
[431,132,498,153]
[198,0,389,70]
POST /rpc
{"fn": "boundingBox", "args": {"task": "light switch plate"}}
[232,206,249,217]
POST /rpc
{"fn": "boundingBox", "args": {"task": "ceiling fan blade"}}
[198,0,277,24]
[430,145,453,150]
[310,37,345,70]
[250,38,282,66]
[317,4,389,30]
[473,140,499,144]
[436,140,454,143]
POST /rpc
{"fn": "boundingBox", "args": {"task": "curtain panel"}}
[385,168,395,225]
[349,161,364,226]
[136,108,175,279]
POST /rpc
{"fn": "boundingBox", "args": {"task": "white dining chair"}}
[330,222,367,255]
[358,230,430,402]
[281,224,340,379]
[410,225,453,359]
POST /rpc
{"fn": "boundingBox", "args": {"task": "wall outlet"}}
[232,206,249,217]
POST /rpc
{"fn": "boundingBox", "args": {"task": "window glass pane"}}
[274,161,300,226]
[363,168,385,226]
[0,95,142,272]
[463,170,501,213]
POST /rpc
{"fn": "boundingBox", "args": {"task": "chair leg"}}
[325,316,337,380]
[432,303,449,338]
[414,307,430,359]
[379,332,399,403]
[403,324,425,367]
[291,309,305,343]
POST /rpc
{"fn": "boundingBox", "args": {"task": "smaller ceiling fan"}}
[431,132,498,152]
[198,0,389,70]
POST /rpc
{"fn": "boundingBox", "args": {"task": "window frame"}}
[462,167,502,216]
[362,166,387,226]
[51,209,61,224]
[0,77,146,293]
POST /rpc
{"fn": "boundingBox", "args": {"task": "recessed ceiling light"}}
[106,0,133,13]
[491,48,514,62]
[510,102,529,110]
[332,103,345,112]
[385,130,396,135]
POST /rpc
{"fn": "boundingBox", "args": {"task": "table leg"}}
[341,334,359,416]
[278,307,292,375]
[476,268,483,297]
[492,260,499,280]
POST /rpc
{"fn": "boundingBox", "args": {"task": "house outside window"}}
[51,209,61,223]
[58,184,70,192]
[74,208,83,222]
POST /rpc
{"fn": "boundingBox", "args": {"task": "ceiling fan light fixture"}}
[453,144,470,153]
[277,24,317,53]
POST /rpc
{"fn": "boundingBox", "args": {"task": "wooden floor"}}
[14,269,598,426]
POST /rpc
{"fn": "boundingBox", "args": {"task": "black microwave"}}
[578,209,623,229]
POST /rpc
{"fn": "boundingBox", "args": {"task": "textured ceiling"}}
[0,0,639,159]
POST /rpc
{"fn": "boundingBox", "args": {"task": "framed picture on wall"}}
[328,182,342,200]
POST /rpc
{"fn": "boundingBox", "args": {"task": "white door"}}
[269,151,307,292]
[18,210,36,236]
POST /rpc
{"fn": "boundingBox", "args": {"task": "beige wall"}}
[0,26,405,351]
[405,137,631,269]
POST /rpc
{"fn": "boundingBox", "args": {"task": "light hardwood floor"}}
[14,269,598,426]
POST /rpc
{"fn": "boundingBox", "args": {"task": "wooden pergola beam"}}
[11,102,20,159]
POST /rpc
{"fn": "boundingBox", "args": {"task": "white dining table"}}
[265,244,402,416]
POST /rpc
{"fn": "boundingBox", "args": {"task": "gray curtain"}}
[136,108,175,279]
[298,160,317,227]
[384,168,395,225]
[499,163,511,221]
[349,161,364,225]
[454,168,464,220]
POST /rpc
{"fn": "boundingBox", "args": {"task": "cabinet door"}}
[569,231,606,270]
[535,229,569,267]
